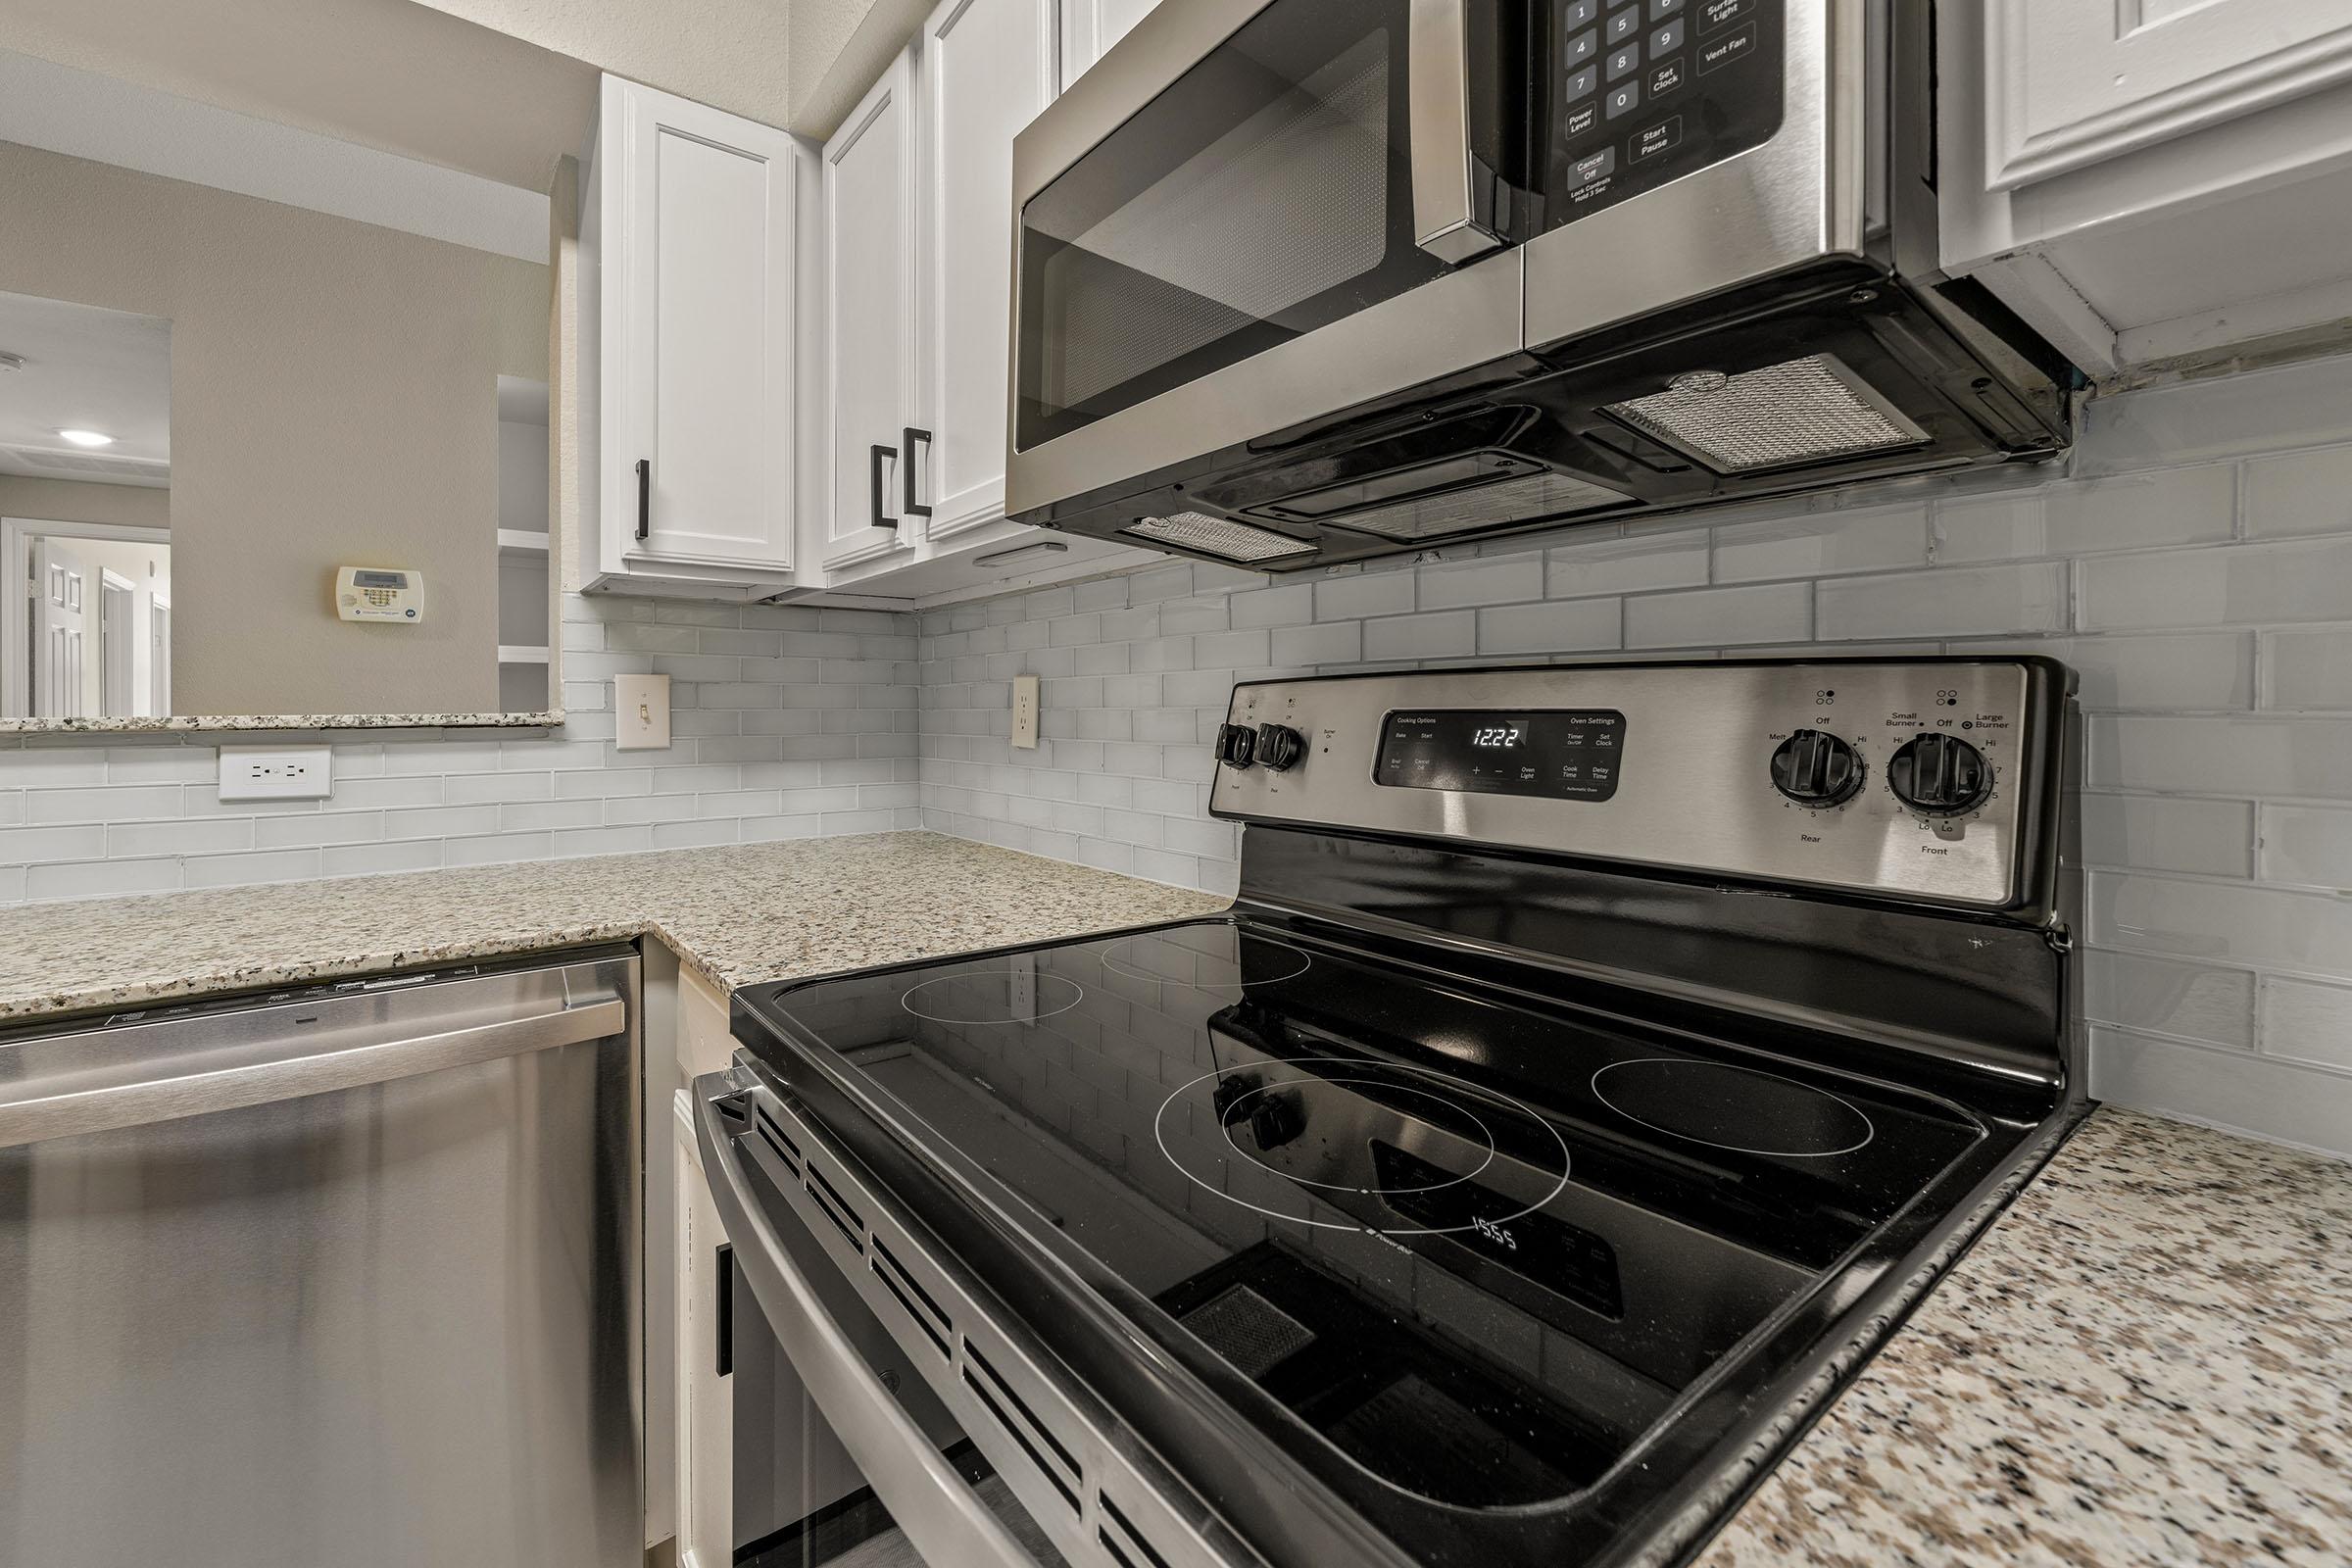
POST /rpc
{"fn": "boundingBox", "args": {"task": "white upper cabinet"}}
[1058,0,1163,88]
[591,76,813,590]
[1947,2,2352,379]
[918,0,1057,543]
[819,49,922,571]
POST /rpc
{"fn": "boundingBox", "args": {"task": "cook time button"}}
[1632,116,1683,162]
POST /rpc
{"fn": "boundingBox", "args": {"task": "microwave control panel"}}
[1542,0,1784,232]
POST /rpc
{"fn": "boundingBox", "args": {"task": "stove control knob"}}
[1255,723,1304,772]
[1769,730,1862,807]
[1214,722,1257,770]
[1887,733,1991,815]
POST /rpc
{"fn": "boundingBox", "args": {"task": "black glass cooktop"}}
[740,914,1987,1516]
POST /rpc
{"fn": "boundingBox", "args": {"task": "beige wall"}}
[0,140,548,715]
[0,475,170,531]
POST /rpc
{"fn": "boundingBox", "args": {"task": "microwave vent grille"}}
[1123,512,1316,563]
[1331,468,1628,543]
[1600,355,1929,475]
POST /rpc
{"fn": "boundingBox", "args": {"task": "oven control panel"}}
[1209,661,2067,909]
[1541,0,1785,236]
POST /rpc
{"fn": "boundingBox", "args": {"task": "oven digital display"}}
[1377,710,1625,801]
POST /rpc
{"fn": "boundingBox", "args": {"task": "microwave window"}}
[1014,0,1448,453]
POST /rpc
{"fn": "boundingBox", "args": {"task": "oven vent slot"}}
[871,1241,951,1359]
[804,1163,864,1254]
[1121,512,1316,564]
[754,1108,802,1176]
[960,1343,1081,1510]
[1097,1493,1175,1568]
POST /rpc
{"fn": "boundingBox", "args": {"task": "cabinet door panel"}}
[1059,0,1163,87]
[618,81,805,569]
[922,0,1057,540]
[823,53,920,569]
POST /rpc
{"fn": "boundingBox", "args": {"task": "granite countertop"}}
[0,830,1226,1021]
[0,831,2342,1566]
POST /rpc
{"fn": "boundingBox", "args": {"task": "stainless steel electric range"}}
[700,658,2087,1568]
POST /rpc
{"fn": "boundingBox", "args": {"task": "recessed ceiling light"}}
[57,429,115,448]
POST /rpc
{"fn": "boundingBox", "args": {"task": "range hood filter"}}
[1122,512,1317,563]
[1601,355,1930,475]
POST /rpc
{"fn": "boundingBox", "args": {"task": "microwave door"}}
[1004,0,1526,523]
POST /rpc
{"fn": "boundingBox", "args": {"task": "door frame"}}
[0,516,172,718]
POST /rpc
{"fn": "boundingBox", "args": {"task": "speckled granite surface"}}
[0,710,560,734]
[1698,1105,2352,1568]
[0,831,1225,1021]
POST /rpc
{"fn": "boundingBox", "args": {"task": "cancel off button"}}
[1632,116,1683,163]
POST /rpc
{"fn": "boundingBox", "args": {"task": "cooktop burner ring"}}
[1214,1076,1500,1195]
[1099,933,1314,994]
[1153,1057,1572,1238]
[900,969,1086,1026]
[1589,1057,1877,1157]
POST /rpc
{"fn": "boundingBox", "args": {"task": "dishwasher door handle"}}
[694,1085,1051,1568]
[0,996,627,1149]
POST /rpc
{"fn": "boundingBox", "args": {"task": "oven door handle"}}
[693,1084,1052,1568]
[1408,0,1505,264]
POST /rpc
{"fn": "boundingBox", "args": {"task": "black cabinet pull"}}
[869,443,899,531]
[634,458,651,541]
[902,426,932,520]
[715,1243,734,1378]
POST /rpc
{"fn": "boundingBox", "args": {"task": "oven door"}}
[696,1075,1058,1568]
[1006,0,1528,523]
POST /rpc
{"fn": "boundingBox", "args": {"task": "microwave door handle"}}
[692,1085,1052,1568]
[1408,0,1505,264]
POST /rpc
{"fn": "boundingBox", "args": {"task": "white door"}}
[1058,0,1161,87]
[612,76,809,570]
[32,537,88,719]
[150,596,172,715]
[99,569,135,718]
[822,49,922,570]
[919,0,1058,543]
[672,1095,732,1568]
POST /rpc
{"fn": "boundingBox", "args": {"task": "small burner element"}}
[1101,930,1313,996]
[901,969,1084,1025]
[1590,1058,1875,1157]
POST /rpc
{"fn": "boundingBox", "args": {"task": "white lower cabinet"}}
[673,1089,733,1568]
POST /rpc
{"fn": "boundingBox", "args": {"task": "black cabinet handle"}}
[902,426,932,520]
[634,458,650,541]
[869,443,899,531]
[715,1243,734,1378]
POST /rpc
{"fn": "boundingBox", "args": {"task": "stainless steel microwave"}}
[1004,0,2077,572]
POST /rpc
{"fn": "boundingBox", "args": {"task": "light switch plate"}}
[615,673,672,751]
[219,746,332,801]
[1011,673,1041,750]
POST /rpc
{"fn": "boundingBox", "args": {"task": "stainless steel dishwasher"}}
[0,945,641,1568]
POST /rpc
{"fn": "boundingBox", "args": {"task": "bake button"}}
[1698,20,1756,73]
[1648,57,1685,96]
[1605,4,1642,44]
[1565,101,1599,137]
[1566,26,1599,65]
[1563,0,1598,25]
[1572,146,1617,185]
[1605,78,1642,118]
[1606,42,1642,80]
[1698,0,1754,32]
[1566,63,1599,101]
[1631,115,1683,161]
[1650,18,1685,53]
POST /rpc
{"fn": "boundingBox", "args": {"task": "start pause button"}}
[1632,116,1684,162]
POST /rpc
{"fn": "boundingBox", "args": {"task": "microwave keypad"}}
[1544,0,1783,233]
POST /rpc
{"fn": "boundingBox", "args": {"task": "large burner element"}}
[1591,1058,1876,1157]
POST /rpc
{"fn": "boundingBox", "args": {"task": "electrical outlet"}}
[219,746,332,802]
[614,673,672,751]
[1011,673,1041,750]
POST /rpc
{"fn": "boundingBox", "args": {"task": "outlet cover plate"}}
[219,745,332,801]
[1012,673,1041,750]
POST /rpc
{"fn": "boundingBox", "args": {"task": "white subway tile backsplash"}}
[2256,976,2352,1073]
[1364,611,1476,662]
[1544,529,1709,598]
[1714,504,1927,581]
[2088,1028,2352,1155]
[1817,562,2067,640]
[2090,870,2352,977]
[1418,553,1546,610]
[2259,627,2352,710]
[2078,536,2352,630]
[1315,570,1415,621]
[2256,804,2352,889]
[2081,794,2253,877]
[1626,583,1807,648]
[2082,951,2254,1050]
[2089,715,2352,798]
[1272,621,1363,665]
[1938,466,2234,562]
[1476,598,1623,655]
[2241,444,2352,538]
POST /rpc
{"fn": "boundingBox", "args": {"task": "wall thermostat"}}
[335,567,425,623]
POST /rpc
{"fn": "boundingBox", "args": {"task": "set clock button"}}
[1254,723,1304,772]
[1769,730,1861,807]
[1214,723,1257,770]
[1887,733,1990,814]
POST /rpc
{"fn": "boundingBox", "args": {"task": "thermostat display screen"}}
[352,570,408,588]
